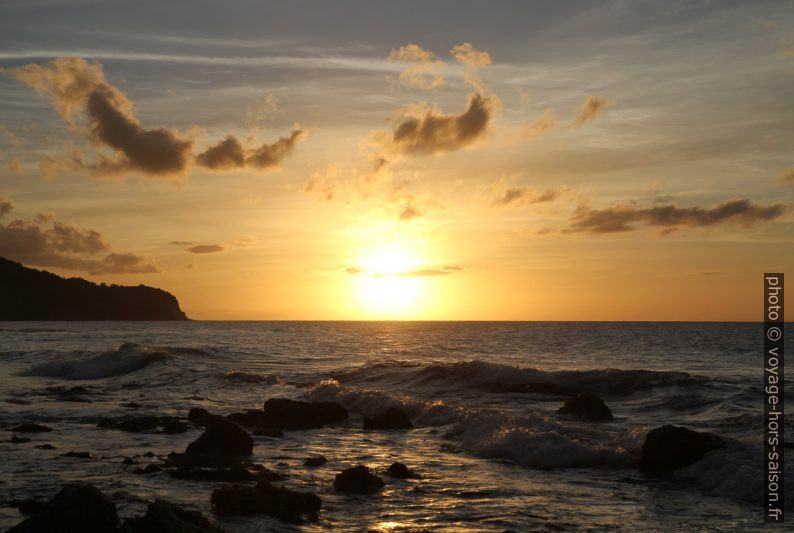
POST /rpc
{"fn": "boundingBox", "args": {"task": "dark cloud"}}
[8,57,192,177]
[387,92,494,157]
[492,187,561,207]
[196,130,305,171]
[567,199,785,234]
[187,244,224,254]
[398,203,423,221]
[0,200,157,274]
[571,95,610,128]
[777,167,794,185]
[0,196,13,218]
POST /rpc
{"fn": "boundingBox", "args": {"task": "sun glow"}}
[352,243,428,318]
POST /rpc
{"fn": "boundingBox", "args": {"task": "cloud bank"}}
[568,199,785,234]
[0,197,157,274]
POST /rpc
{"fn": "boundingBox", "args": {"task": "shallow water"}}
[0,321,790,531]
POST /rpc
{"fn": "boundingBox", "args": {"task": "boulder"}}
[121,499,226,533]
[261,398,347,430]
[385,462,420,479]
[8,484,119,533]
[639,424,722,475]
[188,407,213,426]
[304,455,327,467]
[185,418,253,456]
[211,481,321,523]
[556,394,614,421]
[11,423,52,433]
[333,465,385,494]
[363,407,413,430]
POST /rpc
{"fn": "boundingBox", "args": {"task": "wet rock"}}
[211,481,321,523]
[10,435,31,443]
[385,462,420,479]
[333,465,385,494]
[122,457,136,465]
[134,464,162,475]
[188,407,214,426]
[121,499,226,533]
[161,420,189,433]
[171,465,286,483]
[503,382,572,395]
[363,407,413,430]
[7,484,119,533]
[11,499,47,515]
[262,398,348,430]
[304,455,327,467]
[35,444,56,450]
[227,409,272,429]
[61,451,94,459]
[556,394,614,421]
[639,424,722,475]
[11,423,52,433]
[185,418,253,456]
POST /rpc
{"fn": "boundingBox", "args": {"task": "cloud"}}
[345,267,365,274]
[397,202,423,221]
[520,109,556,139]
[169,240,193,246]
[567,199,785,234]
[388,44,444,90]
[7,57,193,177]
[0,196,12,218]
[345,265,463,277]
[187,244,224,254]
[383,92,494,158]
[491,187,561,207]
[776,167,794,185]
[0,199,157,274]
[571,95,611,128]
[450,43,491,68]
[196,130,304,171]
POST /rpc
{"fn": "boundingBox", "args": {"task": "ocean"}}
[0,321,790,531]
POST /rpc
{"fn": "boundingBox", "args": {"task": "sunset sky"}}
[0,0,792,320]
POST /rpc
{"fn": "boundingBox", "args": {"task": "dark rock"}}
[185,418,253,456]
[556,394,614,421]
[121,499,226,533]
[10,435,31,443]
[304,455,327,467]
[262,398,348,430]
[227,409,272,429]
[504,382,572,395]
[161,420,189,433]
[385,462,420,479]
[363,407,413,430]
[134,464,162,475]
[7,484,119,533]
[0,257,188,320]
[188,407,213,426]
[11,423,52,433]
[333,465,385,494]
[122,457,136,465]
[211,481,321,523]
[35,444,56,450]
[12,499,47,515]
[165,452,243,470]
[61,451,93,459]
[639,425,722,475]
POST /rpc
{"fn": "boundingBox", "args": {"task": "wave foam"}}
[24,342,170,380]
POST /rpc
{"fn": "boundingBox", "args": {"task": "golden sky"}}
[0,0,792,320]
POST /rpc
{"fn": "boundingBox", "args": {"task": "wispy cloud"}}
[388,43,444,90]
[570,95,610,128]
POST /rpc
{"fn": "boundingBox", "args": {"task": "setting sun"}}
[351,243,428,318]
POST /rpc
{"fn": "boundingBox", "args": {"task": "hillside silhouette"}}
[0,257,188,320]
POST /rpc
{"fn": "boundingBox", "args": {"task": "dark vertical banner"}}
[765,273,784,523]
